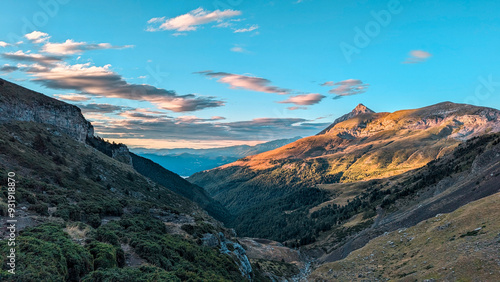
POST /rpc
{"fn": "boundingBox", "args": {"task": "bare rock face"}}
[0,78,93,143]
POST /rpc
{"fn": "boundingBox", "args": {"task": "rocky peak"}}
[317,103,376,135]
[352,103,374,115]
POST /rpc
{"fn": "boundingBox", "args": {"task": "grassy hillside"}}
[0,121,247,281]
[310,192,500,281]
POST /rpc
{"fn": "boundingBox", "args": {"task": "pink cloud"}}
[278,93,325,105]
[147,8,241,32]
[198,71,290,94]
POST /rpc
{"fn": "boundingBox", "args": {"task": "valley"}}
[1,78,499,281]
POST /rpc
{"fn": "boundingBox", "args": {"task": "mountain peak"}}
[352,103,374,114]
[317,104,375,135]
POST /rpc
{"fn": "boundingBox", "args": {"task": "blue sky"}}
[1,0,499,148]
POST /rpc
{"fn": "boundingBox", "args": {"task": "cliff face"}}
[0,78,93,143]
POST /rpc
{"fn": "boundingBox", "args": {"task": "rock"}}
[218,232,253,279]
[0,78,93,143]
[201,233,219,247]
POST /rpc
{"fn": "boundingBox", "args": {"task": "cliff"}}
[0,78,93,143]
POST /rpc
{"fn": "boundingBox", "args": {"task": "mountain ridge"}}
[189,101,500,244]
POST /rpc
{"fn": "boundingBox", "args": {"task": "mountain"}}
[0,78,256,281]
[189,102,500,243]
[311,190,500,280]
[132,137,302,177]
[316,103,375,135]
[130,153,229,221]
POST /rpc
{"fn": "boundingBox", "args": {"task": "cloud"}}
[54,93,92,102]
[175,115,226,123]
[42,39,133,55]
[93,115,329,143]
[403,50,432,64]
[23,62,224,112]
[287,106,308,110]
[0,41,11,47]
[78,103,131,113]
[322,79,369,98]
[234,24,259,33]
[0,64,18,73]
[2,50,64,65]
[147,8,241,32]
[320,81,334,86]
[25,31,50,43]
[118,109,172,120]
[277,93,325,106]
[230,46,245,53]
[198,71,290,94]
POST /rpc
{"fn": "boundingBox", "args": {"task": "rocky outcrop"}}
[199,232,253,279]
[218,232,253,280]
[0,78,93,142]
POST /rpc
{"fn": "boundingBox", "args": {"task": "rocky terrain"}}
[0,78,93,143]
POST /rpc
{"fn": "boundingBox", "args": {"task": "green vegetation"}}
[0,121,247,281]
[251,259,300,281]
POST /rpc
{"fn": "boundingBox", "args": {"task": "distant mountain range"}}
[132,137,302,177]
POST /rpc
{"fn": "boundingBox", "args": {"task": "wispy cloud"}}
[1,31,222,113]
[0,64,18,73]
[287,106,308,110]
[78,103,131,113]
[25,31,50,43]
[0,41,11,47]
[93,114,329,144]
[20,62,224,112]
[42,39,133,55]
[2,50,64,65]
[403,50,432,64]
[197,71,290,94]
[234,24,259,33]
[277,93,325,106]
[54,93,92,102]
[230,46,245,52]
[321,79,369,98]
[147,8,241,33]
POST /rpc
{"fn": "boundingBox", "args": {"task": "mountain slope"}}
[310,191,500,281]
[189,102,500,243]
[0,79,253,281]
[130,153,229,221]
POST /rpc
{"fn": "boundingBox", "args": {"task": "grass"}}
[310,192,500,281]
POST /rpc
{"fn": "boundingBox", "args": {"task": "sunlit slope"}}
[190,102,500,214]
[310,192,500,281]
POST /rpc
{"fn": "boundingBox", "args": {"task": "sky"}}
[1,0,500,149]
